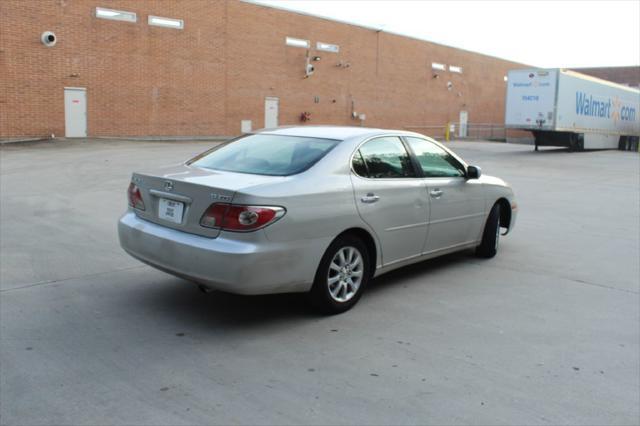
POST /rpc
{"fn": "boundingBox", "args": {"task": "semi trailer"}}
[505,68,640,151]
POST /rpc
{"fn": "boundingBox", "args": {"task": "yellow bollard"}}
[445,123,450,142]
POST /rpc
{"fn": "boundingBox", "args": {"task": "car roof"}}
[258,126,392,140]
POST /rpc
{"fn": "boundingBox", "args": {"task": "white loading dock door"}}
[264,97,279,129]
[64,87,87,137]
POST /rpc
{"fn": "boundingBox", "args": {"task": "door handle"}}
[430,189,443,198]
[361,193,380,204]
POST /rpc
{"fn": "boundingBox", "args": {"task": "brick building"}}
[1,0,526,139]
[571,66,640,89]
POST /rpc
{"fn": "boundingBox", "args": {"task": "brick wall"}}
[571,67,640,89]
[0,0,526,139]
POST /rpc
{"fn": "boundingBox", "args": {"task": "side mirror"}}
[466,165,481,179]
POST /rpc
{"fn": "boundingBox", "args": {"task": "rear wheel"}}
[619,136,627,150]
[568,133,584,152]
[476,204,501,258]
[309,235,370,314]
[568,134,577,152]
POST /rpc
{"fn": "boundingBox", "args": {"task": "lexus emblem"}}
[164,181,174,191]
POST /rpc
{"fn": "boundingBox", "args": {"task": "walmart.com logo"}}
[576,92,637,122]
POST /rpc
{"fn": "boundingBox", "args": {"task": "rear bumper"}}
[118,212,328,295]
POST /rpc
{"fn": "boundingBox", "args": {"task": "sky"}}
[251,0,640,68]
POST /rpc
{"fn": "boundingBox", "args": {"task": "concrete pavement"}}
[1,139,638,425]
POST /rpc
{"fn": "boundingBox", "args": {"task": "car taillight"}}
[127,182,145,211]
[199,203,227,228]
[200,203,285,231]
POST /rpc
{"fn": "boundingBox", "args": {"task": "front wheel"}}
[476,204,501,258]
[309,235,370,314]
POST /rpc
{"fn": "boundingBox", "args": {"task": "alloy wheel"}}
[327,246,364,302]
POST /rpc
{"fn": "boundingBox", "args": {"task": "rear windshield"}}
[189,134,340,176]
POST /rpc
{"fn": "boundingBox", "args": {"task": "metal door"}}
[459,110,468,138]
[264,97,279,128]
[422,177,481,253]
[350,137,429,266]
[402,136,484,254]
[64,88,87,137]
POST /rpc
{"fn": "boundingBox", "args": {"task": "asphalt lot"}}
[1,139,638,425]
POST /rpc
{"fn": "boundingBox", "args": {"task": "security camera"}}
[41,31,57,47]
[305,63,315,77]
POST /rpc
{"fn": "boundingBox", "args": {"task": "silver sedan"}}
[118,126,517,313]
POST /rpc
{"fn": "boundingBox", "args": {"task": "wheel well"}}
[337,228,377,277]
[496,198,511,229]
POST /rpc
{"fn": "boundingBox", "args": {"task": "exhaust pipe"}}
[197,284,215,294]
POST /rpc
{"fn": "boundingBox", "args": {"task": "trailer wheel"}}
[568,133,583,152]
[568,134,575,152]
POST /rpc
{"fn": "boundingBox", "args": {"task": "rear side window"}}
[353,137,416,178]
[405,137,465,178]
[189,134,340,176]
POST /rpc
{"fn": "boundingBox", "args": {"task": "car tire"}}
[476,203,501,258]
[309,235,371,314]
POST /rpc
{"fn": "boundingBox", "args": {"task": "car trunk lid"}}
[131,164,284,238]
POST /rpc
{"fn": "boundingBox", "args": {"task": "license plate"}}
[158,198,184,224]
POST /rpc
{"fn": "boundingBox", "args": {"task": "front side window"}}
[405,137,465,178]
[353,137,416,178]
[189,134,340,176]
